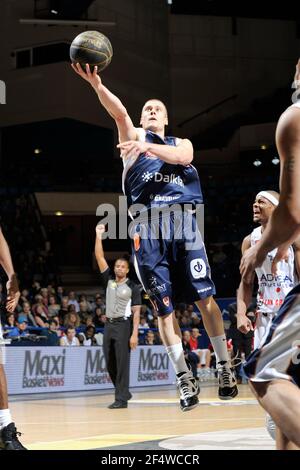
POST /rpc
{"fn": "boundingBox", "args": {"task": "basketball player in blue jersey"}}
[240,60,300,449]
[72,62,238,410]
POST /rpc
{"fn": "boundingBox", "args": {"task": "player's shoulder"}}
[241,234,252,252]
[277,102,300,131]
[243,233,252,243]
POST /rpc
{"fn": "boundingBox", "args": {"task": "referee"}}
[95,224,141,409]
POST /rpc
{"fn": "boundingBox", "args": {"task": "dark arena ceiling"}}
[170,0,300,21]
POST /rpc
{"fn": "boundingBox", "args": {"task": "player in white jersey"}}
[237,190,300,349]
[237,190,300,440]
[240,59,300,450]
[0,227,26,449]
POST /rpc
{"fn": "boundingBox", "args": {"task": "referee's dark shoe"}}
[108,401,128,409]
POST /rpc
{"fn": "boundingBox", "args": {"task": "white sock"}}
[209,335,229,364]
[0,409,12,430]
[166,343,189,375]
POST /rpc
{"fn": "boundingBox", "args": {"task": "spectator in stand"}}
[191,315,203,329]
[190,328,212,381]
[79,294,92,313]
[34,305,49,328]
[63,312,80,329]
[152,317,159,330]
[179,316,189,329]
[31,281,41,298]
[32,294,48,316]
[78,325,97,346]
[20,289,30,304]
[93,308,106,328]
[20,302,37,327]
[78,301,89,324]
[43,319,60,346]
[92,294,105,313]
[3,313,16,332]
[68,291,79,312]
[6,315,29,338]
[139,315,150,330]
[48,295,60,318]
[40,288,49,306]
[59,326,80,346]
[142,330,161,346]
[58,296,69,324]
[56,286,65,303]
[67,304,76,314]
[83,315,94,328]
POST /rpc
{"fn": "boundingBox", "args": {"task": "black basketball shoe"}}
[176,370,200,411]
[0,423,27,450]
[217,361,238,400]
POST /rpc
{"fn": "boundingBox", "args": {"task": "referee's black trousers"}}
[103,319,131,403]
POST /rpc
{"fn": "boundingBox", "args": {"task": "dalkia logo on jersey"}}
[141,171,184,187]
[22,350,65,388]
[138,348,169,382]
[84,349,112,385]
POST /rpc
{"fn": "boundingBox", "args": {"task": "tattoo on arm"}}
[286,154,295,173]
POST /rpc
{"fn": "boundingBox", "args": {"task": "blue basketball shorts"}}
[130,210,216,316]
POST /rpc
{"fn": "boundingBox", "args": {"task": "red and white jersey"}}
[250,226,297,314]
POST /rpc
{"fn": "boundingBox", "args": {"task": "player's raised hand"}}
[96,224,106,240]
[117,140,148,159]
[71,63,102,90]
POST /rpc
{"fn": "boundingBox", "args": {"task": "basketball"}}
[70,31,113,72]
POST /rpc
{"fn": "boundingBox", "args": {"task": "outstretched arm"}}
[0,227,20,312]
[117,138,193,166]
[95,224,109,273]
[72,63,137,143]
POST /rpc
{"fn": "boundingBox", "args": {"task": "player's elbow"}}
[177,151,193,166]
[114,109,129,123]
[283,201,300,227]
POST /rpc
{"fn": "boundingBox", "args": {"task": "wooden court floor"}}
[9,384,274,450]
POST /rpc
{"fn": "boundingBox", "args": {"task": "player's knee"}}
[158,311,174,323]
[196,296,214,312]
